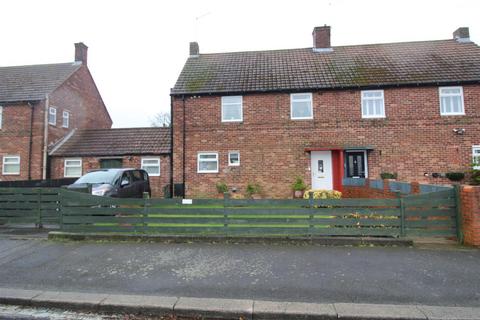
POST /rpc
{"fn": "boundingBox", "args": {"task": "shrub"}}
[303,189,342,200]
[445,172,465,182]
[292,176,307,191]
[380,172,397,180]
[216,182,228,194]
[471,165,480,185]
[245,183,261,198]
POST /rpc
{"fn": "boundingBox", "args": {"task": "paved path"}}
[0,238,479,307]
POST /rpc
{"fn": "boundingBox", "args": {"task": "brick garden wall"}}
[459,185,480,247]
[50,155,171,198]
[173,85,480,198]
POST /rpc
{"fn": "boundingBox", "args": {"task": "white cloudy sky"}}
[1,0,478,127]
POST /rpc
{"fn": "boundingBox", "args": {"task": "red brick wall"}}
[459,185,480,246]
[173,85,480,198]
[50,155,171,198]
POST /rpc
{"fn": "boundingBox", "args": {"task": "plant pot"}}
[294,190,304,198]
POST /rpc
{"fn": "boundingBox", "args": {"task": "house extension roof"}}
[171,39,480,95]
[0,62,81,103]
[50,127,171,157]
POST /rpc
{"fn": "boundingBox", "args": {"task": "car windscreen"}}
[74,171,118,184]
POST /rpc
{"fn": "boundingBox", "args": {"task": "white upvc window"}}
[0,106,3,129]
[221,96,243,122]
[62,111,70,128]
[473,146,480,170]
[64,158,82,177]
[361,90,385,118]
[290,93,313,120]
[141,157,161,176]
[197,152,219,173]
[228,151,240,166]
[439,86,465,116]
[48,107,57,125]
[2,156,20,175]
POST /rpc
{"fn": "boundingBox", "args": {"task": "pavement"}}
[0,235,479,309]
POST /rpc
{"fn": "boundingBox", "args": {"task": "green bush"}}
[245,183,261,198]
[292,176,307,191]
[380,172,397,180]
[303,189,342,200]
[471,165,480,185]
[216,182,228,194]
[445,172,465,182]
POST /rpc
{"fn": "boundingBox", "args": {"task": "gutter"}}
[42,94,49,180]
[27,102,34,180]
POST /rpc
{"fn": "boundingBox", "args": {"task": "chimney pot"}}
[453,27,470,42]
[74,42,88,65]
[312,26,332,52]
[190,42,199,57]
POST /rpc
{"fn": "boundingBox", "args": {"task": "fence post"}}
[396,191,406,237]
[143,192,150,234]
[36,188,42,229]
[223,192,230,237]
[453,185,464,244]
[308,192,314,238]
[58,189,64,231]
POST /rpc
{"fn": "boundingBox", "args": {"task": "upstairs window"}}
[221,96,243,122]
[48,107,57,125]
[473,146,480,170]
[141,157,161,176]
[2,156,20,175]
[439,86,465,115]
[361,90,385,118]
[62,111,70,128]
[228,151,240,166]
[0,106,3,129]
[64,158,82,177]
[291,93,313,119]
[197,153,219,173]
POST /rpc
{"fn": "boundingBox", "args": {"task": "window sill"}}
[2,173,20,176]
[440,113,465,116]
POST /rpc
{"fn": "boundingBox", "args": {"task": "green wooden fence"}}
[0,187,459,239]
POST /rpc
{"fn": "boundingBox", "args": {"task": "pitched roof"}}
[50,128,171,157]
[0,62,81,103]
[171,39,480,95]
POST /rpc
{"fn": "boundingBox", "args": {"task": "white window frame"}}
[141,157,161,176]
[473,145,480,170]
[2,155,20,175]
[221,96,243,122]
[64,158,82,178]
[0,106,3,129]
[62,111,70,128]
[361,90,385,119]
[197,152,219,173]
[228,151,240,166]
[439,86,465,116]
[290,93,313,120]
[48,107,57,125]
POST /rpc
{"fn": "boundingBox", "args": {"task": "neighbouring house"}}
[171,26,480,198]
[49,128,171,198]
[0,43,112,181]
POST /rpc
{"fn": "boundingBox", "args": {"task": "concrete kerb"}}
[48,231,414,247]
[1,288,480,320]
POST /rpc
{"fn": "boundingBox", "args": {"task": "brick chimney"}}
[190,42,199,57]
[74,42,88,65]
[312,25,332,52]
[453,27,470,42]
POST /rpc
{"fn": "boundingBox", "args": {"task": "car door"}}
[117,172,135,198]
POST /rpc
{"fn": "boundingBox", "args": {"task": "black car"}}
[67,168,151,198]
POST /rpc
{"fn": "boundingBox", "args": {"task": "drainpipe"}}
[42,94,49,180]
[182,95,186,198]
[169,95,174,198]
[27,102,34,180]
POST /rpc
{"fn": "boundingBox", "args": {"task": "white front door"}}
[311,151,333,190]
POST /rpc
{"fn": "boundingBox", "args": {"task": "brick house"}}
[49,128,171,198]
[0,43,112,181]
[171,26,480,198]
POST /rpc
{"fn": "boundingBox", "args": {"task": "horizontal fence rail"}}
[0,188,459,239]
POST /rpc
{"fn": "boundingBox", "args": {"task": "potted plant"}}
[380,172,397,180]
[245,183,261,199]
[445,172,465,182]
[292,176,307,198]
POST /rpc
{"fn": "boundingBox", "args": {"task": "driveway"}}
[0,237,479,307]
